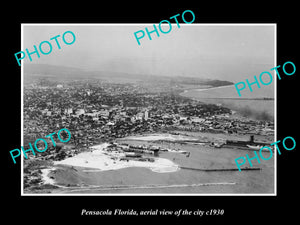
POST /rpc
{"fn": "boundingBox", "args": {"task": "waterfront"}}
[32,131,275,194]
[181,85,274,120]
[53,143,179,173]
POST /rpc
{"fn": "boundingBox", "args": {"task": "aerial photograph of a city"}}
[22,24,275,195]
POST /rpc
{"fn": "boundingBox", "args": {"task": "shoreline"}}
[180,85,275,120]
[181,85,273,100]
[52,143,179,174]
[181,85,234,95]
[185,84,235,93]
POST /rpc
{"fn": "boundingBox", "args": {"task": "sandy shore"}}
[53,143,179,173]
[193,85,235,93]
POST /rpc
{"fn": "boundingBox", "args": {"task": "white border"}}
[274,24,277,196]
[21,24,24,193]
[21,23,277,196]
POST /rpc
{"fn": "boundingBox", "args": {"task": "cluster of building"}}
[24,81,233,148]
[167,113,274,135]
[23,80,274,162]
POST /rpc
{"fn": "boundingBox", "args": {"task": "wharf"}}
[180,166,261,172]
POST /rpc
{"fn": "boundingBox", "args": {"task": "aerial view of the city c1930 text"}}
[22,24,275,195]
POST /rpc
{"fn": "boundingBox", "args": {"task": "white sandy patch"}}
[53,143,179,173]
[41,168,55,185]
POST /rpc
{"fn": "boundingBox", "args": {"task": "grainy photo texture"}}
[21,24,275,195]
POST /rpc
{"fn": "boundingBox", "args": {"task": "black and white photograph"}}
[4,4,298,223]
[21,24,276,195]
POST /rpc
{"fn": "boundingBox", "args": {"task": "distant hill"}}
[200,79,234,87]
[24,63,149,80]
[24,64,86,77]
[23,63,234,87]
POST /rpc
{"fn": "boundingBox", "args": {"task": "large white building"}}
[144,110,149,120]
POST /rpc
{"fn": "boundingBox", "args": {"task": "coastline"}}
[180,85,275,120]
[182,85,235,93]
[52,143,179,174]
[181,83,274,99]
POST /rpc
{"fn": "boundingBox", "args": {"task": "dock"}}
[180,166,261,172]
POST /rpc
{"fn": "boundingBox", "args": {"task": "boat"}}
[246,145,264,150]
[125,152,142,158]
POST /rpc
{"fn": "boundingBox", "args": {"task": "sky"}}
[22,24,275,82]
